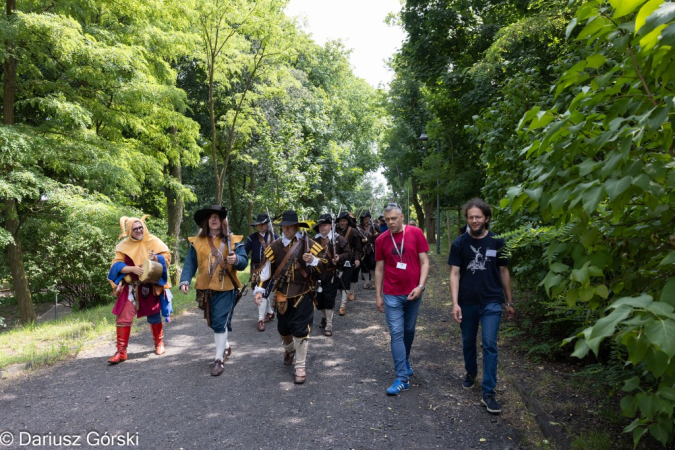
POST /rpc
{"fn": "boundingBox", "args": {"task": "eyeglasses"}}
[132,226,144,233]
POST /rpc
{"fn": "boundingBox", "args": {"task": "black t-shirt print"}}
[448,231,508,306]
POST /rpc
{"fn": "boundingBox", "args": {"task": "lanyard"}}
[390,225,406,263]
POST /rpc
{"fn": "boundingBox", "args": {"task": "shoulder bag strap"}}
[272,239,303,280]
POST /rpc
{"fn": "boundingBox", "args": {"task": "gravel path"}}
[0,280,527,449]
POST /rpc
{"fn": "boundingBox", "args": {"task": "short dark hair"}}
[462,198,492,230]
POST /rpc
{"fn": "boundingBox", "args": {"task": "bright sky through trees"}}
[285,0,405,88]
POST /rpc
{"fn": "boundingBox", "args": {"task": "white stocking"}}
[340,290,348,308]
[294,338,308,370]
[257,298,267,321]
[214,332,227,361]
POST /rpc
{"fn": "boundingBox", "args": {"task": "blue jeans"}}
[384,294,422,382]
[460,302,502,396]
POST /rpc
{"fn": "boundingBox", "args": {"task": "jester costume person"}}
[107,215,172,364]
[180,205,248,376]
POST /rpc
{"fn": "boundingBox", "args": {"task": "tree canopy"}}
[1,0,385,321]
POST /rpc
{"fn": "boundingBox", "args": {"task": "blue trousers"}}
[208,290,235,334]
[459,302,502,396]
[384,293,422,382]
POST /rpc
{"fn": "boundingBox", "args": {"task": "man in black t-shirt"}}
[448,198,514,415]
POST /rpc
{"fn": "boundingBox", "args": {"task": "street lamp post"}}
[419,133,441,254]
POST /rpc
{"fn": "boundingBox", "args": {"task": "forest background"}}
[2,0,675,447]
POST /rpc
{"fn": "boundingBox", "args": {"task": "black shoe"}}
[319,318,326,328]
[462,373,476,389]
[481,394,502,414]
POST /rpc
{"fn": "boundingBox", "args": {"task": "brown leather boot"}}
[108,326,130,364]
[150,322,165,355]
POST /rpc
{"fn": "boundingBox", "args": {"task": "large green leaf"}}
[661,252,675,266]
[660,279,675,307]
[623,375,641,392]
[642,1,675,35]
[609,295,653,309]
[587,305,632,345]
[611,0,649,19]
[636,0,667,34]
[645,318,675,357]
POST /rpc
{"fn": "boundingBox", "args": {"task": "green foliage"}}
[1,0,385,321]
[508,0,675,445]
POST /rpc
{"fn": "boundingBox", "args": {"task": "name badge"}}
[396,262,407,270]
[486,249,497,257]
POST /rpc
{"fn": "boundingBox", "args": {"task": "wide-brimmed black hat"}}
[377,215,385,221]
[278,210,309,228]
[360,210,372,219]
[313,213,333,231]
[249,213,270,226]
[337,211,356,227]
[194,205,227,227]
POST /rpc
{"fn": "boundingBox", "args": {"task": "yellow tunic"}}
[188,235,244,291]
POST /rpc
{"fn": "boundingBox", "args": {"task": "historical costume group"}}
[106,206,383,383]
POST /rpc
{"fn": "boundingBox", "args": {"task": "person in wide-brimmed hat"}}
[253,210,325,384]
[358,210,381,289]
[313,214,352,336]
[335,211,363,314]
[244,212,280,332]
[106,215,172,365]
[180,205,249,377]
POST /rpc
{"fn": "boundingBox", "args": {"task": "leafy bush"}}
[508,1,675,445]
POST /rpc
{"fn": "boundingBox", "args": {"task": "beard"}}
[468,224,485,237]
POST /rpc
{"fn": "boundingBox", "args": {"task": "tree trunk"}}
[166,161,183,285]
[3,0,35,324]
[423,199,436,244]
[410,175,425,233]
[3,199,36,324]
[447,212,452,252]
[247,164,255,234]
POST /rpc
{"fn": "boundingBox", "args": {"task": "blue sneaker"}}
[406,360,414,377]
[386,378,410,396]
[481,394,502,414]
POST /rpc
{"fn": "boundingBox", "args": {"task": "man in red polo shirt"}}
[375,203,430,396]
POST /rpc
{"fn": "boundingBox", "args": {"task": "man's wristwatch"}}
[505,302,514,307]
[417,285,425,292]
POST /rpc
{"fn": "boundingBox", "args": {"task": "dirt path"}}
[0,263,533,449]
